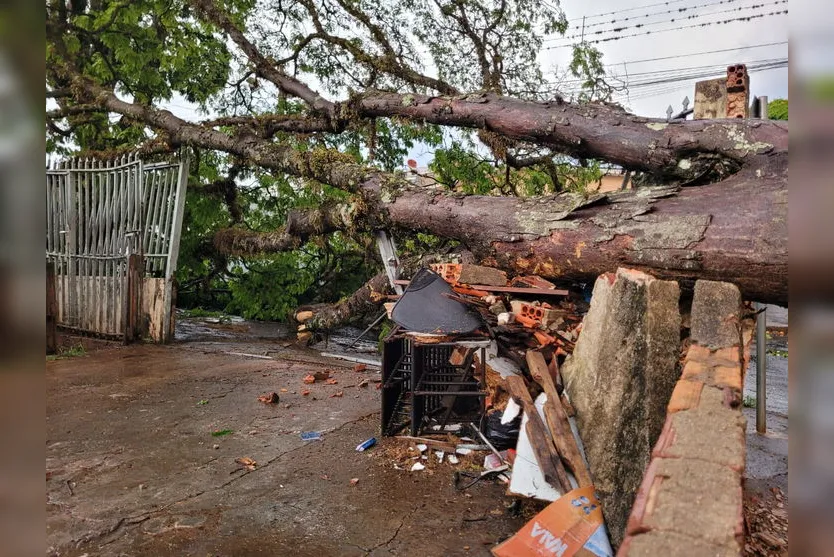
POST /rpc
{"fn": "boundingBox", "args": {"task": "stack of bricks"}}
[510,300,561,328]
[725,64,749,119]
[429,263,462,284]
[618,280,754,557]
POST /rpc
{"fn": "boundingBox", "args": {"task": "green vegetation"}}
[768,98,788,120]
[743,395,757,409]
[46,0,619,323]
[46,344,86,361]
[211,429,233,437]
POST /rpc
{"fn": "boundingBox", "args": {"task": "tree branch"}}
[189,0,335,115]
[202,113,343,135]
[301,271,391,331]
[296,0,459,95]
[212,202,360,256]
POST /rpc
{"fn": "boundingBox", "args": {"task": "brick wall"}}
[618,281,754,557]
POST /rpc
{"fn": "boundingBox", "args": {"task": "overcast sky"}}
[543,0,789,117]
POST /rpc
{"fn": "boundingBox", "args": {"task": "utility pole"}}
[580,16,586,43]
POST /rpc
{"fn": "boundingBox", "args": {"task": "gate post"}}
[47,261,57,354]
[161,153,189,343]
[124,253,143,344]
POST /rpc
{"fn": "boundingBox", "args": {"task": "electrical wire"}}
[545,9,788,50]
[552,0,787,43]
[603,41,788,66]
[572,0,743,31]
[545,58,787,88]
[566,0,691,22]
[554,59,787,98]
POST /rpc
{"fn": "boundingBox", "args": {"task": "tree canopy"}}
[46,0,789,317]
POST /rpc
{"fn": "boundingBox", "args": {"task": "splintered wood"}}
[505,374,571,493]
[526,351,593,488]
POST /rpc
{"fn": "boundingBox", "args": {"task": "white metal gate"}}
[46,153,188,341]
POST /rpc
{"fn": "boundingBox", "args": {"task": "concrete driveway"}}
[47,333,526,556]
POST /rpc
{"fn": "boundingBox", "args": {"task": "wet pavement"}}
[742,307,789,496]
[46,311,790,555]
[46,318,527,556]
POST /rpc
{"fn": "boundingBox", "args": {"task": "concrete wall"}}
[618,281,753,557]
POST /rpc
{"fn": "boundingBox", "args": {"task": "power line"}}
[544,9,788,49]
[546,58,787,88]
[621,59,787,88]
[552,0,787,43]
[566,0,691,22]
[554,59,787,96]
[604,41,788,66]
[574,0,743,31]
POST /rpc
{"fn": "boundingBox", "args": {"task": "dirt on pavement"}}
[46,331,531,556]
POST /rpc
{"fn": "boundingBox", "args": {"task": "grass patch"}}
[211,429,233,437]
[743,395,757,408]
[46,344,86,361]
[197,399,209,406]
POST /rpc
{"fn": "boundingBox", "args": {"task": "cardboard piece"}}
[492,485,613,557]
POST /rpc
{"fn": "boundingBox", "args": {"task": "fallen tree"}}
[46,0,788,326]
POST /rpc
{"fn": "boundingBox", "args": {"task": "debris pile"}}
[394,264,586,357]
[376,263,614,556]
[380,264,587,437]
[744,487,788,556]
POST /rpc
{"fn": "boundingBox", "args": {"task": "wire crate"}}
[381,330,488,436]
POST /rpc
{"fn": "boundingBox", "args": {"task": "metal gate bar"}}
[46,153,188,342]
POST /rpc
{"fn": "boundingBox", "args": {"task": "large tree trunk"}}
[379,160,787,305]
[66,74,788,305]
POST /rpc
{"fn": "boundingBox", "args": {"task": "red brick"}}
[667,380,703,413]
[685,344,711,363]
[713,364,742,391]
[680,360,708,381]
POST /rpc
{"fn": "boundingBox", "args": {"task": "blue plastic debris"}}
[300,431,322,441]
[355,437,376,452]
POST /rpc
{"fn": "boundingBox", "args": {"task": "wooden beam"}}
[505,374,571,493]
[526,350,594,487]
[394,279,568,296]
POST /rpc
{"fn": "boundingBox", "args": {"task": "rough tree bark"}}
[296,272,392,331]
[57,64,788,316]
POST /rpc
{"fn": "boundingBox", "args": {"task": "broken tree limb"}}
[505,374,571,493]
[62,67,787,304]
[383,164,787,305]
[526,350,593,488]
[303,272,391,331]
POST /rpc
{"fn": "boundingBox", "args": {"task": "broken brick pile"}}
[618,281,754,557]
[424,263,586,358]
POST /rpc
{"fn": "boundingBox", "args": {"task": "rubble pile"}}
[399,263,587,356]
[374,264,613,556]
[744,487,788,556]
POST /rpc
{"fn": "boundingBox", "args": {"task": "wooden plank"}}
[526,350,594,487]
[125,254,142,343]
[393,279,567,296]
[507,393,562,501]
[504,374,571,492]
